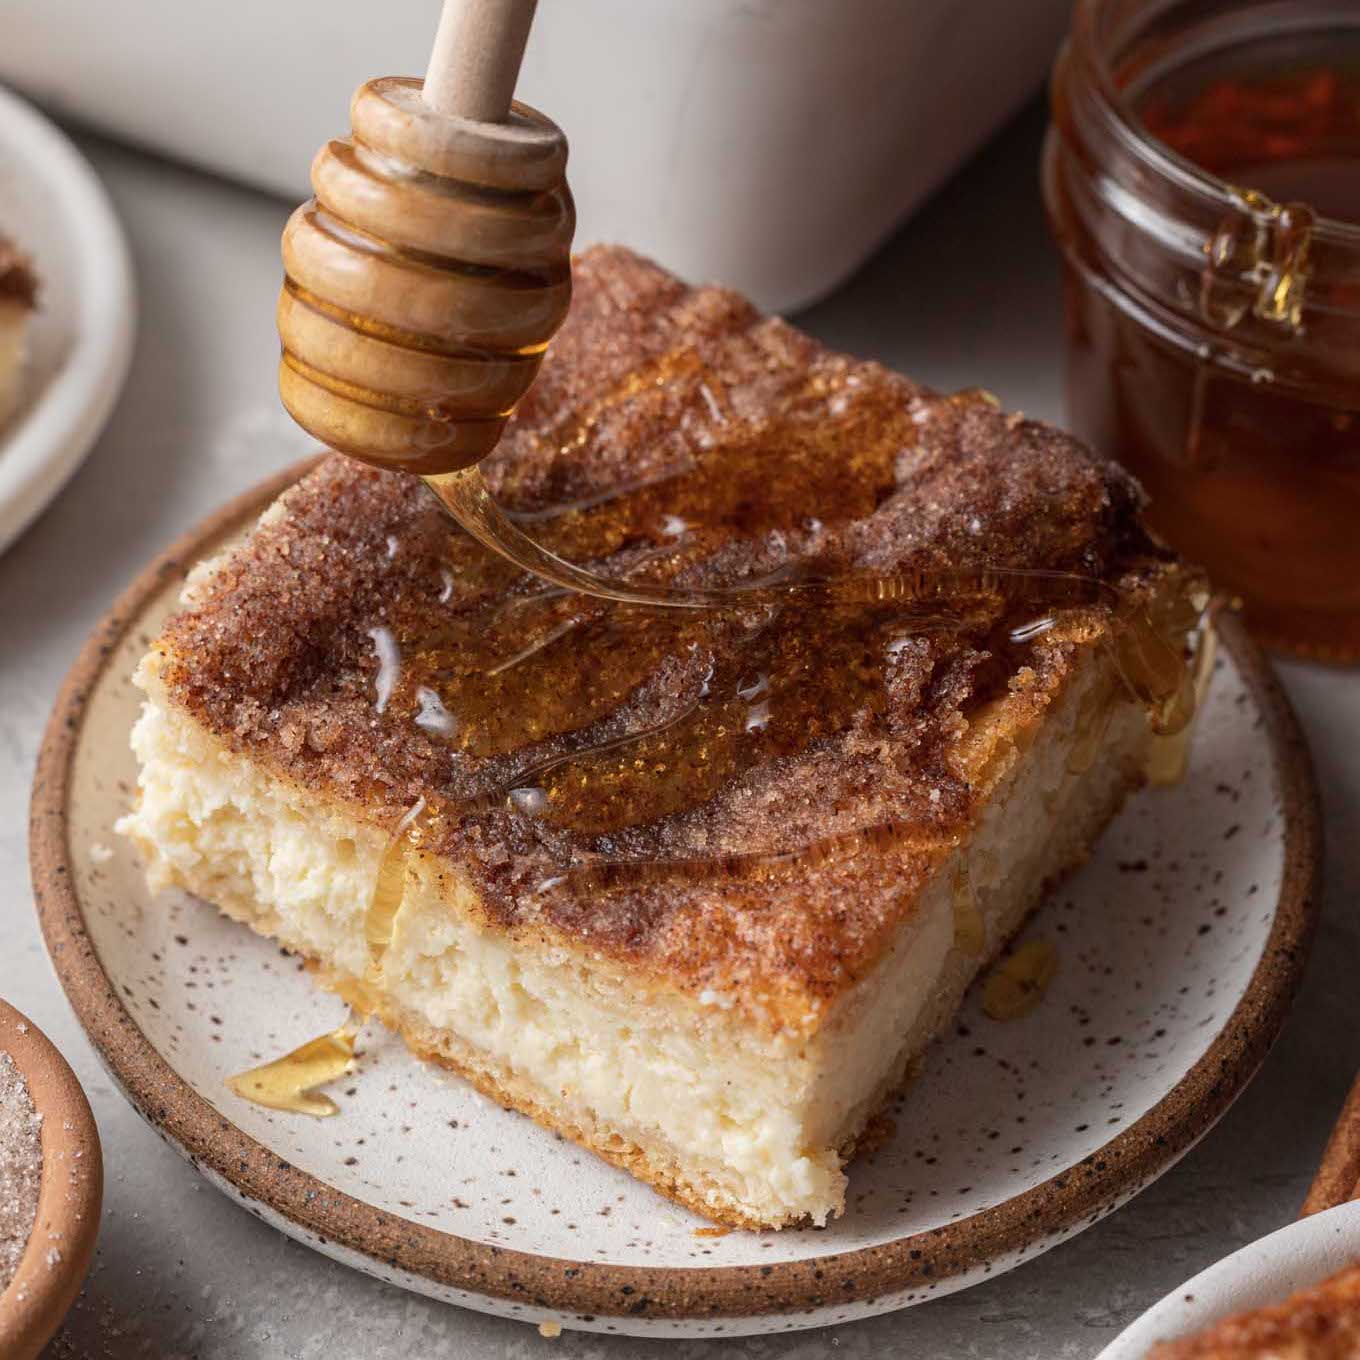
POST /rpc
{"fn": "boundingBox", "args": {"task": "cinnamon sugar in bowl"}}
[0,1001,102,1360]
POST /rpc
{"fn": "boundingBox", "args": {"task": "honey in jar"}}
[1045,0,1360,661]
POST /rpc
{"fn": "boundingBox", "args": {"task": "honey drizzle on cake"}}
[422,382,1117,612]
[364,513,1204,883]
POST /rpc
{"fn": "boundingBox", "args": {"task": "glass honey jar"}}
[1043,0,1360,662]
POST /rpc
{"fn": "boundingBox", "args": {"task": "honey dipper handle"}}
[423,0,539,122]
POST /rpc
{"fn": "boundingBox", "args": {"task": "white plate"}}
[0,83,134,553]
[1097,1202,1360,1358]
[33,480,1320,1338]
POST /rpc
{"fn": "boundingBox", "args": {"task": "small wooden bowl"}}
[0,1000,102,1360]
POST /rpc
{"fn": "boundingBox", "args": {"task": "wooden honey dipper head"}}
[278,0,574,475]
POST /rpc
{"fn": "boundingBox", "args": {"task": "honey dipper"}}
[277,0,574,478]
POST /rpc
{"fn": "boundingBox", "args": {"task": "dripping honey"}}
[952,864,985,956]
[226,1017,360,1117]
[1047,7,1360,661]
[982,939,1059,1022]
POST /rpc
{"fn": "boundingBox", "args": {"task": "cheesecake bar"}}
[0,237,36,428]
[121,245,1200,1229]
[1150,1261,1360,1358]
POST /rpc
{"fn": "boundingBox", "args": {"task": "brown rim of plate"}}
[28,460,1323,1324]
[0,1001,103,1360]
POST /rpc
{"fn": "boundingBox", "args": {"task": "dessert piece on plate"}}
[0,235,37,428]
[1149,1260,1360,1358]
[119,245,1203,1229]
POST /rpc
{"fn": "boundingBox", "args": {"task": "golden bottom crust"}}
[344,977,783,1232]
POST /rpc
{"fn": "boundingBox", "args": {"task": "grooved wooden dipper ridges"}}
[278,0,574,474]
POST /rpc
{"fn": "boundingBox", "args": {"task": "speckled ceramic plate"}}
[1096,1202,1360,1358]
[31,467,1321,1338]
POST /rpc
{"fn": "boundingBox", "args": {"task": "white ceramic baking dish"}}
[2,0,1070,310]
